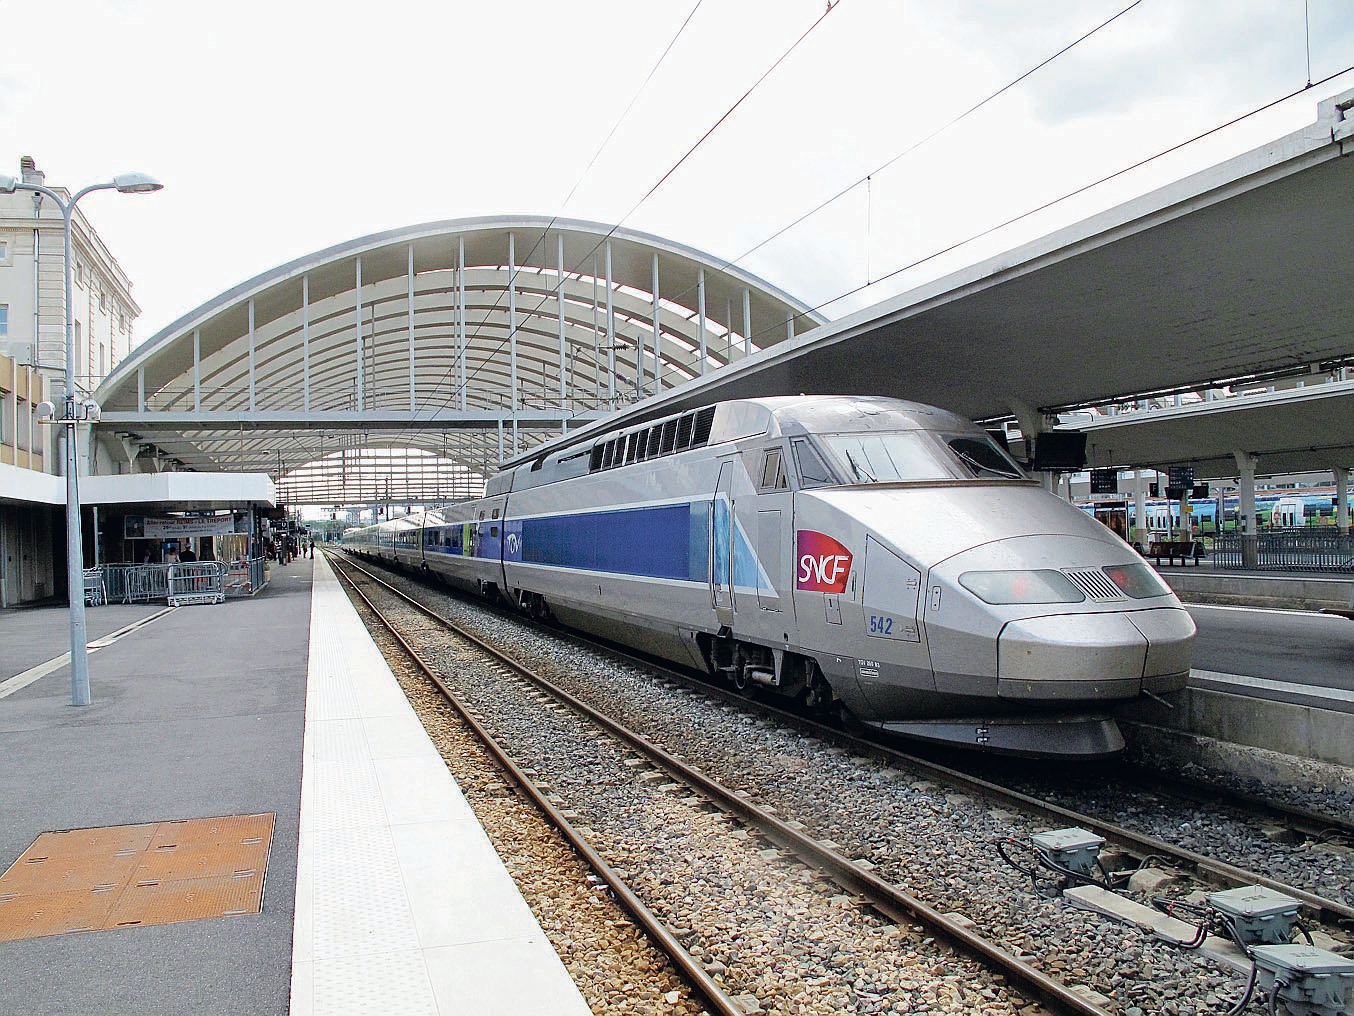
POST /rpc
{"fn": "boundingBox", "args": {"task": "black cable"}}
[1225,962,1259,1016]
[728,1,1145,272]
[740,61,1354,350]
[393,1,843,461]
[391,0,1148,466]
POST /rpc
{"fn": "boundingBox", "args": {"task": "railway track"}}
[332,554,1116,1015]
[331,557,739,1016]
[350,552,1353,939]
[334,551,1354,1014]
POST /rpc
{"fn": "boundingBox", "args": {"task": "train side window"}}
[478,510,486,520]
[646,428,661,458]
[675,414,694,450]
[625,433,638,464]
[792,439,836,487]
[492,508,500,519]
[659,419,677,454]
[759,449,787,491]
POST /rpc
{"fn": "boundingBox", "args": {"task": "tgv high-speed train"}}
[344,396,1195,756]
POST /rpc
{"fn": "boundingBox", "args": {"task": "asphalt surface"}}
[0,559,311,1016]
[1186,602,1353,692]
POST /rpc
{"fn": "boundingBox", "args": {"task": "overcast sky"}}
[3,0,1352,343]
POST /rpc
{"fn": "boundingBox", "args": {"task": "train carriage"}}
[345,396,1197,757]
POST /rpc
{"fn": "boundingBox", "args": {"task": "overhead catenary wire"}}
[391,0,709,451]
[396,0,845,457]
[337,3,1345,493]
[454,0,1148,430]
[737,61,1354,358]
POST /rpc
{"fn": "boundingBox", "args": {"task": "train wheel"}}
[837,702,865,733]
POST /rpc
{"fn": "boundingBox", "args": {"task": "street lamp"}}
[0,170,163,706]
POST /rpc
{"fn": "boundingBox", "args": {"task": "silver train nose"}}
[997,607,1195,700]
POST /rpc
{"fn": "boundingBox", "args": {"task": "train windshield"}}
[942,434,1025,479]
[820,431,1025,484]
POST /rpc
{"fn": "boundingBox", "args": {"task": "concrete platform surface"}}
[289,552,589,1016]
[0,552,590,1015]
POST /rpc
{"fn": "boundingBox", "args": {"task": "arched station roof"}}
[94,217,824,504]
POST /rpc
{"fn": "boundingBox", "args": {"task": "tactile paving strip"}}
[0,813,274,942]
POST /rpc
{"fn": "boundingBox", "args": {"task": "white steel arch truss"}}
[93,217,823,506]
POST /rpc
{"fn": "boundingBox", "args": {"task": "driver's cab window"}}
[792,439,835,488]
[759,448,788,491]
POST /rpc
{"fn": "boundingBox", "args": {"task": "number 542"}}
[868,614,893,635]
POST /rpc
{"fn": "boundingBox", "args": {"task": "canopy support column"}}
[605,240,615,405]
[652,253,662,395]
[1133,469,1148,547]
[192,329,201,413]
[302,274,311,414]
[509,232,519,456]
[354,257,364,412]
[248,298,256,411]
[1234,451,1259,569]
[558,233,567,411]
[407,243,416,412]
[457,236,466,412]
[1337,465,1350,535]
[697,267,706,374]
[742,288,752,357]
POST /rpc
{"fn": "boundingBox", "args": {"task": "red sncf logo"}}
[795,531,853,593]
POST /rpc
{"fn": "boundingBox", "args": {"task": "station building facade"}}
[0,156,148,606]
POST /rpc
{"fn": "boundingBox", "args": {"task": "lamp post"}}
[0,170,163,706]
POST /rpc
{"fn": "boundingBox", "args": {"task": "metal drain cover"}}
[0,814,274,941]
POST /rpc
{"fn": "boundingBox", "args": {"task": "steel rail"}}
[340,551,1354,931]
[334,553,1112,1016]
[329,556,745,1016]
[631,655,1354,931]
[1117,763,1354,842]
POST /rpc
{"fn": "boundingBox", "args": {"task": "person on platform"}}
[180,543,197,563]
[308,538,315,559]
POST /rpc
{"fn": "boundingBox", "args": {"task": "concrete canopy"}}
[1078,379,1354,480]
[505,89,1354,478]
[93,217,823,503]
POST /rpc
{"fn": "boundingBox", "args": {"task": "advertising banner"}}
[124,515,240,539]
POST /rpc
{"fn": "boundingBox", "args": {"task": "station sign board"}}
[1090,469,1118,494]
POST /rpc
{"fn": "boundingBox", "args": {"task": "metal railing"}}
[224,557,268,596]
[103,563,172,603]
[98,558,268,604]
[1211,529,1354,572]
[167,562,226,606]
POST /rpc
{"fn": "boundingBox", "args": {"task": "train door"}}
[753,446,792,616]
[861,538,922,644]
[711,460,735,627]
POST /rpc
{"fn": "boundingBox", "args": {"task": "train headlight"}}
[958,570,1086,605]
[1102,563,1172,599]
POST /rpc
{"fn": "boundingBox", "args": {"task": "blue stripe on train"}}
[512,503,710,582]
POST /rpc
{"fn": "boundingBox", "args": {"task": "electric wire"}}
[393,0,844,462]
[276,3,708,490]
[455,0,1148,442]
[737,62,1354,354]
[322,10,1351,498]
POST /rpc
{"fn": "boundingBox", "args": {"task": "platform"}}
[0,552,589,1015]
